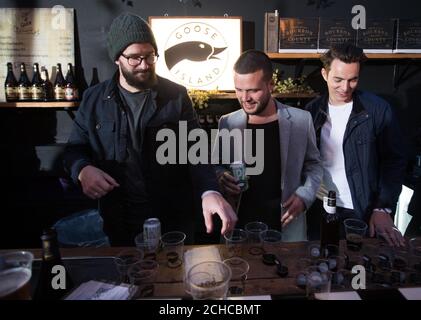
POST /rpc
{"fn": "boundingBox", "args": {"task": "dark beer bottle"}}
[18,63,32,101]
[320,191,340,256]
[64,63,79,101]
[31,63,43,101]
[53,63,66,101]
[33,228,74,300]
[4,62,18,102]
[40,68,53,101]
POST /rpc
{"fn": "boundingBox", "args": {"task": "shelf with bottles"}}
[4,61,79,107]
[267,53,421,60]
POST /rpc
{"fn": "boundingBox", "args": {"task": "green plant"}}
[272,69,315,94]
[188,89,219,109]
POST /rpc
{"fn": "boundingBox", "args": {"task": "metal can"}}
[143,218,161,248]
[230,161,248,191]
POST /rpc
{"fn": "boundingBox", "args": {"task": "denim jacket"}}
[63,73,219,200]
[306,90,407,220]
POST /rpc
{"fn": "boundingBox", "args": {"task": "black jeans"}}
[307,198,359,240]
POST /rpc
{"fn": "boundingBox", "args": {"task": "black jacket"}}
[63,73,219,235]
[306,90,407,221]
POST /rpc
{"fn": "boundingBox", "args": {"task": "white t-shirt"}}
[318,101,354,209]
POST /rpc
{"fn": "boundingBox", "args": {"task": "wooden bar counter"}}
[2,239,420,299]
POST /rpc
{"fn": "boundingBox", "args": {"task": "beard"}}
[241,93,271,116]
[120,64,158,90]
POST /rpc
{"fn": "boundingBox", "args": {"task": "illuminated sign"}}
[149,16,242,90]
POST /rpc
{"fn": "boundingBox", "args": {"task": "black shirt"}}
[118,85,150,205]
[238,119,282,229]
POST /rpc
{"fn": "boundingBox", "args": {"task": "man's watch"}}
[374,208,392,214]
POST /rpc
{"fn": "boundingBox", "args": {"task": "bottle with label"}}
[18,63,32,101]
[33,228,74,300]
[320,191,340,257]
[40,67,53,101]
[53,63,66,101]
[4,62,18,102]
[64,63,79,101]
[31,63,43,101]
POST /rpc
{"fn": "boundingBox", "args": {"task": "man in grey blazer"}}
[212,50,322,241]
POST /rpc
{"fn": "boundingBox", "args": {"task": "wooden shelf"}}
[268,52,421,60]
[195,92,317,99]
[0,92,317,109]
[0,101,79,108]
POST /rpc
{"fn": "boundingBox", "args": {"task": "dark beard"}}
[120,66,158,90]
[243,94,271,116]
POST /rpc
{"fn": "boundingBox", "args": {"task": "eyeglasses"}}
[121,53,159,66]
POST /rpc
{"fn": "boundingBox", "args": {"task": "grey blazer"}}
[212,100,322,241]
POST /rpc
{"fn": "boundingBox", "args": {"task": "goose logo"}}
[163,22,228,88]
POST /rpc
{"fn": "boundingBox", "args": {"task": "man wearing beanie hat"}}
[64,12,237,245]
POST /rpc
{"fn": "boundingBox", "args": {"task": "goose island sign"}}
[149,16,242,90]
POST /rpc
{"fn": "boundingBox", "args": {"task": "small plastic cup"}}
[260,229,282,254]
[161,231,186,268]
[344,218,368,252]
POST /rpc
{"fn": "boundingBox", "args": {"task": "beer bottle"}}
[64,63,79,101]
[320,191,340,256]
[33,228,74,300]
[31,63,43,101]
[53,63,66,101]
[4,62,18,102]
[40,68,53,101]
[18,63,31,101]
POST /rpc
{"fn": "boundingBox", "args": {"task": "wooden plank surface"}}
[0,101,79,108]
[2,239,419,299]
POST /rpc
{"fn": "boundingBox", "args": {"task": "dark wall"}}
[1,0,421,247]
[2,0,420,82]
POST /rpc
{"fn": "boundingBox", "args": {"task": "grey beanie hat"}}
[107,12,158,61]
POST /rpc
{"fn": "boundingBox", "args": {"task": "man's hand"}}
[78,165,120,199]
[217,171,241,196]
[280,194,306,228]
[369,210,405,247]
[202,192,238,235]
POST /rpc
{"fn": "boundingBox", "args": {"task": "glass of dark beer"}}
[0,251,34,300]
[344,218,368,252]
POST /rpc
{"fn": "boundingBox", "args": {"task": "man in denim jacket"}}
[306,44,407,246]
[63,13,236,245]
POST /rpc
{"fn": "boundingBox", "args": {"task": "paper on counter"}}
[315,291,362,300]
[65,280,132,300]
[229,295,272,300]
[183,246,222,279]
[399,287,421,300]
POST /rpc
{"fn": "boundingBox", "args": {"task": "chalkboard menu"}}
[395,19,421,53]
[357,19,395,53]
[318,18,357,52]
[0,7,75,102]
[279,18,319,52]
